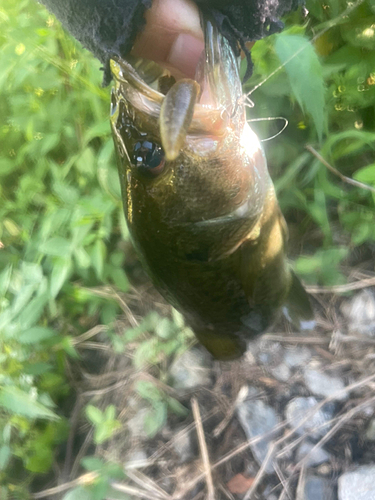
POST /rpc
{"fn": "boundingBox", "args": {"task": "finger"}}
[132,0,204,78]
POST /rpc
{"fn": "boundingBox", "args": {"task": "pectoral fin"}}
[195,329,246,360]
[160,79,200,161]
[283,271,315,331]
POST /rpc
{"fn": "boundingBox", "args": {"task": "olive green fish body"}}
[110,17,314,359]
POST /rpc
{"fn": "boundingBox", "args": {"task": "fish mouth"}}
[110,15,245,158]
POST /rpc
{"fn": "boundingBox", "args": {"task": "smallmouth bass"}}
[110,16,314,360]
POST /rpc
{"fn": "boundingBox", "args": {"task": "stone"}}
[285,397,334,440]
[338,465,375,500]
[125,448,148,468]
[341,290,375,337]
[256,340,291,382]
[270,363,291,382]
[127,407,149,440]
[304,368,348,401]
[296,440,331,467]
[304,475,336,500]
[257,341,284,366]
[169,348,212,390]
[236,386,281,473]
[172,428,194,464]
[284,346,312,368]
[365,419,375,441]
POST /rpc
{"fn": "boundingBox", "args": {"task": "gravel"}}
[237,386,281,473]
[285,397,334,439]
[169,348,212,389]
[338,465,375,500]
[304,368,348,401]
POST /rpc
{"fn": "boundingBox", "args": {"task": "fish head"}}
[110,18,271,230]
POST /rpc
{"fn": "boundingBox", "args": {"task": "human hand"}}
[131,0,204,79]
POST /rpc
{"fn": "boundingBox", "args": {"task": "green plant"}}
[0,0,126,496]
[245,0,375,285]
[86,405,121,444]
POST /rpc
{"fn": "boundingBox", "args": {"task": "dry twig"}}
[243,443,276,500]
[126,470,172,499]
[111,481,167,500]
[295,465,306,500]
[306,276,375,294]
[306,144,375,194]
[192,397,216,500]
[32,472,98,499]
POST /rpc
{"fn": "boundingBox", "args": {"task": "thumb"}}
[131,0,204,79]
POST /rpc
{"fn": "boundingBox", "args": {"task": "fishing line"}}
[246,115,289,142]
[241,0,366,101]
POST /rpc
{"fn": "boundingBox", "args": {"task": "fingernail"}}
[168,33,204,79]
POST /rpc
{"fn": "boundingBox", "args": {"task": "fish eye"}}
[132,141,165,177]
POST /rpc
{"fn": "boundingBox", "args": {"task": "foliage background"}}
[0,0,374,498]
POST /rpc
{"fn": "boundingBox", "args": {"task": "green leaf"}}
[18,326,57,344]
[60,336,80,359]
[143,403,167,438]
[17,293,49,330]
[109,267,129,292]
[0,386,59,420]
[0,265,12,296]
[167,397,189,417]
[81,456,105,472]
[40,237,73,258]
[90,240,106,279]
[94,420,121,444]
[50,258,71,298]
[62,487,93,500]
[0,446,11,471]
[136,380,163,402]
[86,405,103,425]
[171,308,185,328]
[275,33,325,140]
[353,163,375,185]
[105,405,116,420]
[24,363,53,376]
[25,446,54,473]
[74,247,91,269]
[155,317,175,339]
[103,462,125,480]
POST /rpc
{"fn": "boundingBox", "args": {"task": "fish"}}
[109,15,315,360]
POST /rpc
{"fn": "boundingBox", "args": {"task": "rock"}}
[172,428,194,464]
[236,386,281,473]
[270,363,291,382]
[304,368,348,401]
[341,290,375,337]
[127,407,149,440]
[304,475,336,500]
[256,340,291,382]
[284,346,312,368]
[285,397,334,440]
[365,419,375,441]
[169,348,212,390]
[338,465,375,500]
[296,440,330,467]
[257,341,284,366]
[125,448,148,468]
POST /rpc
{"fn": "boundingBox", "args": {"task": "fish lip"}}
[110,57,230,137]
[110,12,246,138]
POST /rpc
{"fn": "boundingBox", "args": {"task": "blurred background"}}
[0,0,375,498]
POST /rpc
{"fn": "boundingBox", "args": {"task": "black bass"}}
[110,16,314,360]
